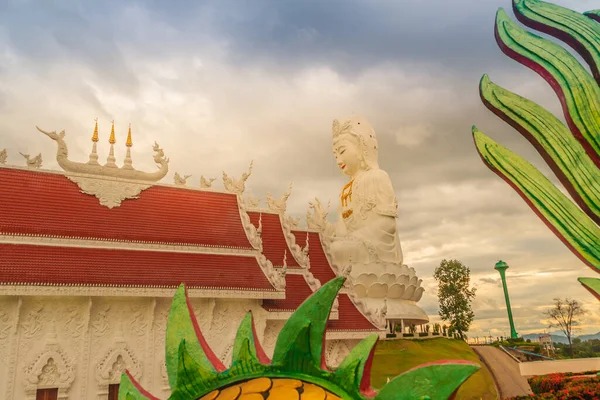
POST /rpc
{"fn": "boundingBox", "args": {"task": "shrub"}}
[529,373,567,394]
[514,373,600,399]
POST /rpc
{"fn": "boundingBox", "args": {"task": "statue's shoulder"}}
[356,168,393,187]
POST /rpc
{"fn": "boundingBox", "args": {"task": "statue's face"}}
[333,135,361,177]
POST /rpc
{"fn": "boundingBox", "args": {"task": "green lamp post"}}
[495,260,518,339]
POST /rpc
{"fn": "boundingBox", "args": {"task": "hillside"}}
[523,332,600,343]
[371,338,498,400]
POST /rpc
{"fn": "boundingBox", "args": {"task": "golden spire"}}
[109,120,116,144]
[91,118,99,142]
[126,123,133,147]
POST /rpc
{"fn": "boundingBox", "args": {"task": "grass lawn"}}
[371,338,498,400]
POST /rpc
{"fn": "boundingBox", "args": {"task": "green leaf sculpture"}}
[118,277,480,399]
[473,0,600,299]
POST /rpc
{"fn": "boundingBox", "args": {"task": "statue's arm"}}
[351,212,396,239]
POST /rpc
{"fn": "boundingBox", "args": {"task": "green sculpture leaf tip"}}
[117,371,153,400]
[578,277,600,300]
[272,276,345,369]
[374,362,480,400]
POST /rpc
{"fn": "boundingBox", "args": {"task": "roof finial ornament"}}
[126,123,133,147]
[105,120,117,168]
[222,160,253,196]
[245,194,260,208]
[36,124,170,184]
[88,118,100,165]
[92,117,99,142]
[286,215,300,228]
[20,152,42,169]
[0,148,7,165]
[200,175,216,189]
[174,172,192,186]
[267,182,293,214]
[123,123,134,170]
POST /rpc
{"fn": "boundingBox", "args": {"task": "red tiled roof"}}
[262,274,314,311]
[0,168,252,249]
[0,243,275,290]
[248,212,300,267]
[328,294,379,331]
[292,230,336,282]
[291,230,379,332]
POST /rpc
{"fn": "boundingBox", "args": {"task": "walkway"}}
[472,346,533,399]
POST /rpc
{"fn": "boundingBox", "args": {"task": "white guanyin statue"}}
[328,115,428,332]
[330,116,403,266]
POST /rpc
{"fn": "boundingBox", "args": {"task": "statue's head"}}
[332,115,379,177]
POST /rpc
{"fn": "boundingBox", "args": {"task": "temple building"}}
[0,119,428,399]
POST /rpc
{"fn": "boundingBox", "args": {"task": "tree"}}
[544,298,586,358]
[434,259,476,339]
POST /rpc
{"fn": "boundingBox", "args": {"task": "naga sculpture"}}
[118,277,479,400]
[473,0,600,300]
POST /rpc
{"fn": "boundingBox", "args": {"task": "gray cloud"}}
[0,0,598,335]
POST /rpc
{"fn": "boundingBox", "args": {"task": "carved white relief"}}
[279,214,310,268]
[0,148,7,164]
[20,152,42,168]
[24,348,75,393]
[174,172,191,186]
[200,175,216,188]
[95,343,142,384]
[0,310,11,339]
[223,160,253,195]
[92,305,111,336]
[266,182,292,214]
[325,340,351,368]
[21,305,44,338]
[129,307,147,336]
[65,174,152,209]
[262,320,284,358]
[63,306,85,338]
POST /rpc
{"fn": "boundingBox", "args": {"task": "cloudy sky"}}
[0,0,598,336]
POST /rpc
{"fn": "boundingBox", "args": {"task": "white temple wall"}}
[0,295,268,399]
[0,294,365,399]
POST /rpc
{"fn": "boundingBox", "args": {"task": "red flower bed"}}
[507,374,600,400]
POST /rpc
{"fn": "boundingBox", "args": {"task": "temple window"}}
[36,388,58,400]
[108,383,120,400]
